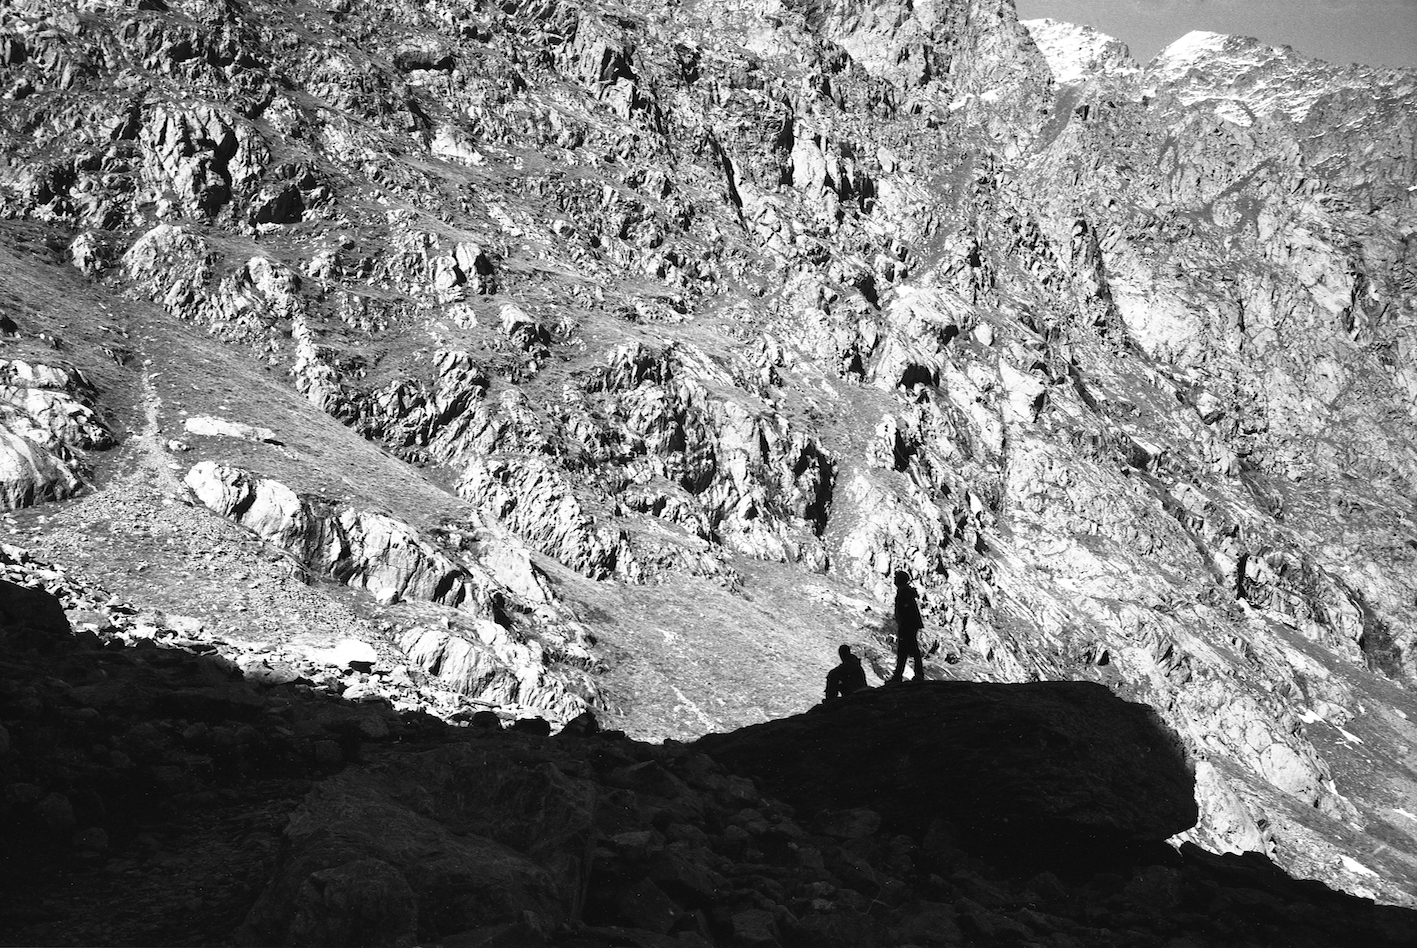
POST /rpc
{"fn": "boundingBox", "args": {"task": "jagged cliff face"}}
[2,0,1416,907]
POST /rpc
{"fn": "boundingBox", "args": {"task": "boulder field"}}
[3,580,1416,947]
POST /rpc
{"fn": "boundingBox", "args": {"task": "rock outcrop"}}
[0,359,113,510]
[696,681,1198,855]
[0,426,79,511]
[184,461,500,610]
[0,575,71,650]
[183,462,599,723]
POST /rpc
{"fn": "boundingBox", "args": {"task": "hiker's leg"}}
[912,648,924,682]
[890,647,906,682]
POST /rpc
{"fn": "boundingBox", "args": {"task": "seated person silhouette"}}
[824,644,867,700]
[888,570,925,684]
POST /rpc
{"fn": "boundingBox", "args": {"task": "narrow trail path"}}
[11,356,389,659]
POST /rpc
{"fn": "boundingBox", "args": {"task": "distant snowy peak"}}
[1148,29,1371,122]
[1149,29,1304,89]
[1021,18,1138,87]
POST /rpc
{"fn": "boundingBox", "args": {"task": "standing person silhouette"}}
[888,570,924,684]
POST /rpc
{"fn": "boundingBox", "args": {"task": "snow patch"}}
[1021,18,1138,86]
[1153,30,1230,67]
[306,638,378,670]
[184,415,282,445]
[1339,855,1377,877]
[1213,100,1254,127]
[1145,29,1388,123]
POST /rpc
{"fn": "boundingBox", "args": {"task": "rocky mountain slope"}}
[1,0,1416,913]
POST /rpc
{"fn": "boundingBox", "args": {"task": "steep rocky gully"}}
[1,0,1416,942]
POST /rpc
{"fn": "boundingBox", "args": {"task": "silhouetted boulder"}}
[0,578,71,652]
[695,680,1197,857]
[511,716,552,737]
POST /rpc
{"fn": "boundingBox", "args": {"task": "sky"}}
[1013,0,1417,67]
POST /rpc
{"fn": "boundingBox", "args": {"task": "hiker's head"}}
[893,570,910,587]
[838,644,853,660]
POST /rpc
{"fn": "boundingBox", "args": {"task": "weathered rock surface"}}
[0,425,79,511]
[184,461,496,610]
[697,681,1198,852]
[0,359,113,510]
[183,462,598,723]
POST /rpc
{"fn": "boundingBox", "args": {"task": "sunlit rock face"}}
[1,0,1415,906]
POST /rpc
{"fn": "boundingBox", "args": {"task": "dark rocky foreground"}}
[3,580,1415,948]
[696,680,1198,862]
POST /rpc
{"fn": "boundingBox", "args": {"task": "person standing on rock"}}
[824,644,868,701]
[888,570,925,684]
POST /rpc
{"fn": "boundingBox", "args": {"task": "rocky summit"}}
[0,0,1416,942]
